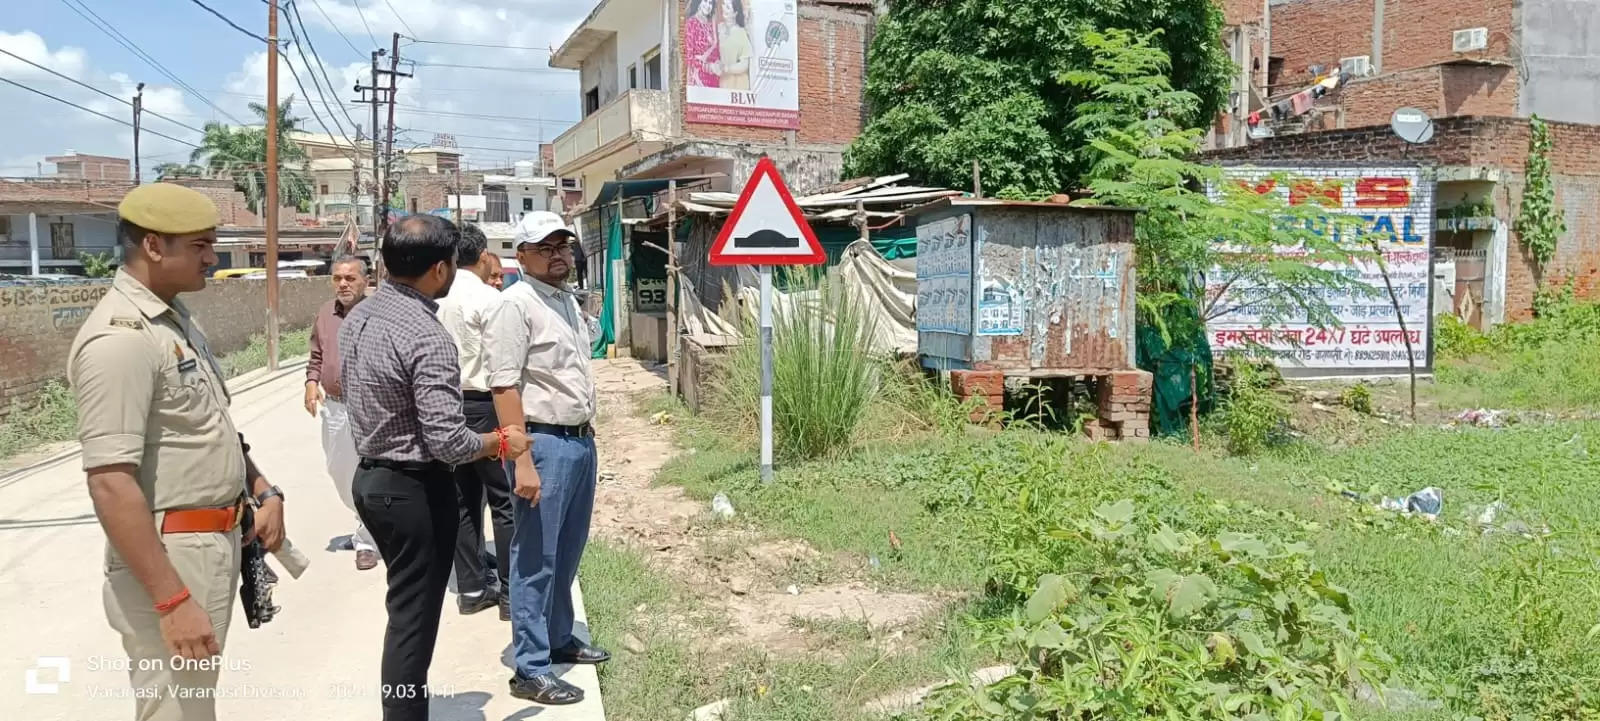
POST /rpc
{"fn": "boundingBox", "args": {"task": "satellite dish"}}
[1391,107,1435,143]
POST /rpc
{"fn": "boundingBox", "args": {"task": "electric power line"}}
[365,103,575,124]
[286,0,363,132]
[0,75,201,148]
[351,0,380,49]
[282,38,353,149]
[403,38,551,52]
[0,47,206,137]
[306,0,368,60]
[411,61,569,74]
[389,86,572,95]
[55,0,245,125]
[185,0,273,44]
[400,129,544,144]
[382,0,417,37]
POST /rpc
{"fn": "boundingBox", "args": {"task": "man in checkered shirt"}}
[337,214,529,721]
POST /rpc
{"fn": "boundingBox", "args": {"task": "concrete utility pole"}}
[666,179,678,397]
[383,33,404,221]
[369,49,383,241]
[265,0,281,370]
[132,82,144,183]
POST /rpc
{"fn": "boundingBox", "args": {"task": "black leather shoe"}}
[498,597,511,622]
[458,592,498,615]
[508,673,583,705]
[551,643,611,665]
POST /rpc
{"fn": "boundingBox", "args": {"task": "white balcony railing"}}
[552,89,670,172]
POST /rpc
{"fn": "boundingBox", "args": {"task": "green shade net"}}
[591,209,622,358]
[815,227,918,262]
[1136,303,1216,438]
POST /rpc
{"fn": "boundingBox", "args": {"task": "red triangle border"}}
[708,157,826,267]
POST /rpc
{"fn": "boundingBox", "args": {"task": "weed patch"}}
[0,327,313,462]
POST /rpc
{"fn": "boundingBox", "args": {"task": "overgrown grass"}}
[1434,291,1600,410]
[0,327,313,463]
[706,275,968,461]
[581,538,992,721]
[217,327,311,379]
[656,405,1600,718]
[0,381,77,461]
[643,285,1600,718]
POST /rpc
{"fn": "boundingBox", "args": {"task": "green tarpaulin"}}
[1136,305,1216,438]
[591,209,622,358]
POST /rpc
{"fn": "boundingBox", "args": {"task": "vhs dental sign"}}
[1207,166,1435,373]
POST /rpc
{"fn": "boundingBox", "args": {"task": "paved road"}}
[0,366,606,721]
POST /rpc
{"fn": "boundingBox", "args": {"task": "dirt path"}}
[589,359,936,656]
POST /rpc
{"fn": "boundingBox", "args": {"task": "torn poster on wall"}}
[977,278,1023,336]
[915,214,973,334]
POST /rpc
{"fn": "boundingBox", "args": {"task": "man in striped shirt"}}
[337,215,529,721]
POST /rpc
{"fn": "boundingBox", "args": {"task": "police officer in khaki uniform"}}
[69,183,288,721]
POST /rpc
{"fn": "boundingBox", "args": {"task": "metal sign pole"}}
[759,264,774,483]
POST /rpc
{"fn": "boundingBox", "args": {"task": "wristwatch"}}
[255,485,286,506]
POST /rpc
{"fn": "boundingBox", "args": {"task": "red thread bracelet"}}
[494,427,509,459]
[154,588,190,614]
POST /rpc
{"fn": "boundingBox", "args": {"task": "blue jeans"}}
[510,432,597,678]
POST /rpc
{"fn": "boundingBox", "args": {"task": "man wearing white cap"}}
[485,211,608,706]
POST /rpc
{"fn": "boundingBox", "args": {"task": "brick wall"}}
[0,179,134,207]
[1443,64,1519,117]
[1222,0,1264,26]
[677,0,870,147]
[1337,67,1445,128]
[1204,116,1600,321]
[1270,0,1514,88]
[161,178,297,228]
[0,276,328,415]
[1381,0,1515,74]
[1270,0,1373,89]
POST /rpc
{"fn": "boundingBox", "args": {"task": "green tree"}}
[152,162,204,179]
[843,0,1233,196]
[1065,30,1373,336]
[77,251,116,278]
[188,96,313,214]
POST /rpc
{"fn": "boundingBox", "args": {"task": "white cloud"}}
[0,30,199,174]
[0,31,88,81]
[289,0,589,163]
[1,1,593,178]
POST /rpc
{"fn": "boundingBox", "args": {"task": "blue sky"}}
[1,0,591,175]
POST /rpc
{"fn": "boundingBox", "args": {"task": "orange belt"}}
[160,499,246,534]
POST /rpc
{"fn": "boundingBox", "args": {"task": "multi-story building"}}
[293,131,466,224]
[548,0,875,206]
[0,177,129,275]
[44,152,131,182]
[1214,0,1600,145]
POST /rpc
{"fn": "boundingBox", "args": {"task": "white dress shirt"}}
[485,277,597,426]
[435,268,501,392]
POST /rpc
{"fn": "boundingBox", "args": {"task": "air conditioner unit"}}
[1453,27,1489,52]
[1340,55,1373,77]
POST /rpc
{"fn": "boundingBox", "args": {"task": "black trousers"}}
[453,394,515,599]
[354,460,457,721]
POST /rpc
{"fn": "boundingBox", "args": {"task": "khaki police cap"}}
[118,183,220,235]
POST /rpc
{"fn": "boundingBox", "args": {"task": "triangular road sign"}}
[709,157,825,267]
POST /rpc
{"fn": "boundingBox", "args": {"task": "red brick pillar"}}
[1095,370,1154,442]
[950,370,1005,424]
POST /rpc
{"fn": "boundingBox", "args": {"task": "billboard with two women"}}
[684,0,800,129]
